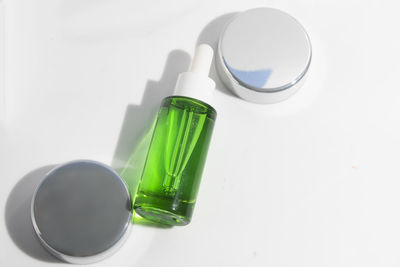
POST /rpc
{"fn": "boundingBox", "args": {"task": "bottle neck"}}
[173,72,215,105]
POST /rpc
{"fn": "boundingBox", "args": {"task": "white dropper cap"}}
[173,44,216,104]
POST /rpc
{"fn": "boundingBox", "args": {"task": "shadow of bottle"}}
[4,50,192,261]
[5,165,60,263]
[111,50,191,228]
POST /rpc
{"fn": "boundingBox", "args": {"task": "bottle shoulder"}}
[161,96,217,120]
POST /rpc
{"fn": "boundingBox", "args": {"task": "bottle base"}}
[134,205,190,226]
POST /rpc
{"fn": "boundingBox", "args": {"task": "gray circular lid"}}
[216,8,312,104]
[31,160,132,264]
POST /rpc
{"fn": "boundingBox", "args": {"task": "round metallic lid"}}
[31,160,132,264]
[216,8,312,104]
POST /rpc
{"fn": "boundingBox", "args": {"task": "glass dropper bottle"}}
[134,44,217,226]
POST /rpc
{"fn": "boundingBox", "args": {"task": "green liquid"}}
[134,96,216,226]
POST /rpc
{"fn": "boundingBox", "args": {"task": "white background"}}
[1,0,400,266]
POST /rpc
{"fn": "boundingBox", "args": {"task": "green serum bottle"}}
[134,44,217,226]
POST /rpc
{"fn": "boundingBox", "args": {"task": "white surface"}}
[1,0,400,266]
[0,1,4,121]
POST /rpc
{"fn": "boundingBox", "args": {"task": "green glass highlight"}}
[134,96,216,226]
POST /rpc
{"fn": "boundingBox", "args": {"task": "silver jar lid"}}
[216,8,312,104]
[31,160,132,264]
